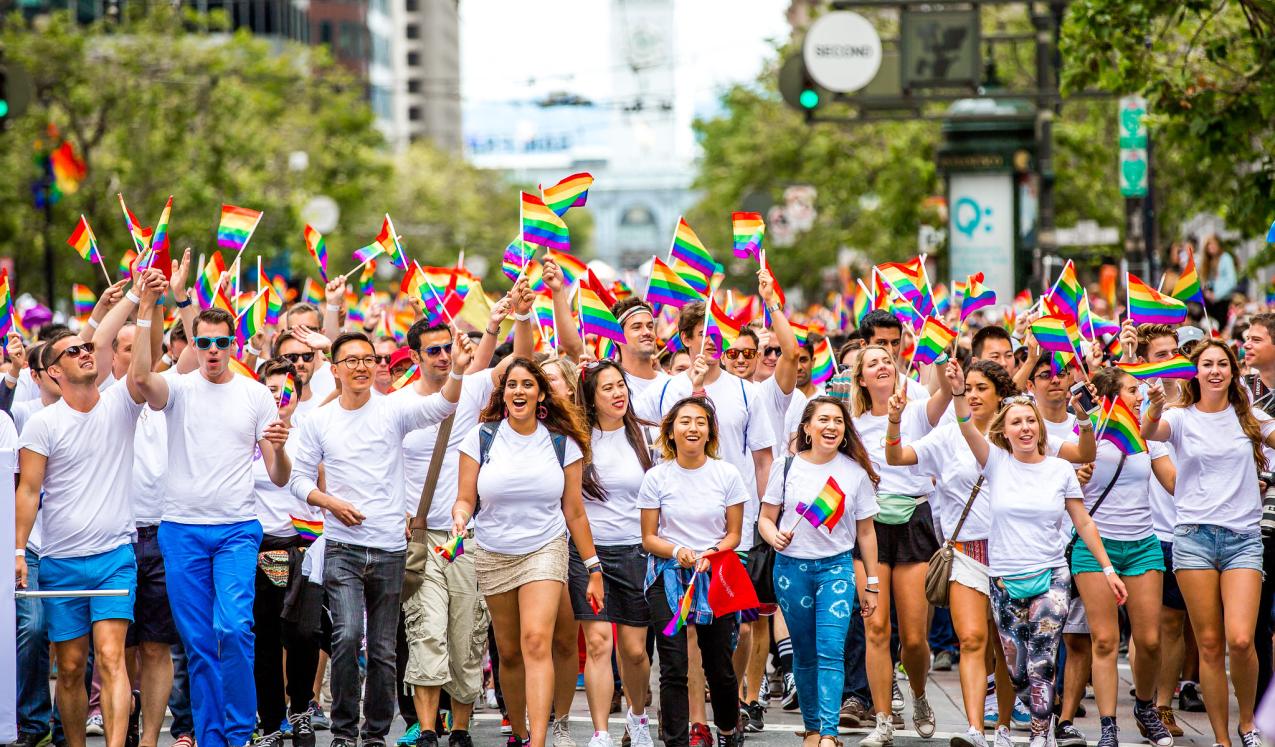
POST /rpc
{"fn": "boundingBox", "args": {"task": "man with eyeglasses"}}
[372,335,399,396]
[275,329,332,416]
[290,329,471,747]
[394,283,533,747]
[609,297,671,400]
[128,297,293,747]
[13,269,165,747]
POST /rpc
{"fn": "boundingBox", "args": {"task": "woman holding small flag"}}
[1142,339,1275,747]
[757,396,881,747]
[638,395,749,747]
[949,360,1127,747]
[847,344,954,745]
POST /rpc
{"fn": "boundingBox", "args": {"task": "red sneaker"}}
[689,723,711,747]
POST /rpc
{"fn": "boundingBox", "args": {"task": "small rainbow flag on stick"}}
[375,214,408,269]
[960,272,995,322]
[196,252,227,310]
[545,249,587,286]
[0,270,13,338]
[704,297,742,357]
[521,192,570,252]
[304,224,328,281]
[1097,396,1147,455]
[731,212,764,259]
[1030,315,1078,356]
[1127,272,1186,325]
[662,575,697,637]
[646,256,700,308]
[390,363,420,392]
[795,476,847,531]
[669,218,714,293]
[810,337,836,385]
[71,284,96,319]
[278,372,296,409]
[290,515,323,541]
[1117,355,1197,380]
[217,204,264,254]
[434,534,465,563]
[1171,247,1204,306]
[579,285,626,344]
[540,172,593,217]
[912,316,957,366]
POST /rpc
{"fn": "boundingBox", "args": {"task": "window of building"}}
[372,32,390,67]
[371,86,394,121]
[318,20,332,44]
[409,106,423,122]
[407,51,421,66]
[408,79,423,94]
[405,0,418,10]
[405,24,419,39]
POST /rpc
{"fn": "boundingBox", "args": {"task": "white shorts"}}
[951,549,991,597]
[1063,595,1088,634]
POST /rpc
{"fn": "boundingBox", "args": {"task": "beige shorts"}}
[473,534,569,597]
[403,530,490,703]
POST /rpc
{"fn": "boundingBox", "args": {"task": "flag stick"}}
[234,290,264,322]
[341,255,379,281]
[918,254,937,313]
[229,212,263,277]
[426,282,457,331]
[665,216,679,263]
[642,255,656,303]
[95,253,113,287]
[257,256,264,294]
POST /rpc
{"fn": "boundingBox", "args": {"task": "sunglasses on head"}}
[51,342,95,365]
[194,336,235,351]
[281,351,316,363]
[724,348,758,361]
[423,342,452,357]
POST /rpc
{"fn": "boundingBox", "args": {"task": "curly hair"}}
[793,396,880,488]
[480,358,604,500]
[1090,366,1132,402]
[576,360,655,497]
[965,359,1018,400]
[1175,339,1268,472]
[656,396,720,461]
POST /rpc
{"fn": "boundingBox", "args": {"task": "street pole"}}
[43,184,55,307]
[1032,3,1062,289]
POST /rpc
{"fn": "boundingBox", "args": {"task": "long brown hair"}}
[576,360,655,497]
[794,396,880,488]
[1176,339,1268,472]
[480,358,604,500]
[849,344,895,417]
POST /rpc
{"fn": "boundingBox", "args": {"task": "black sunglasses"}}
[762,346,782,357]
[373,354,392,365]
[194,336,235,351]
[51,342,95,365]
[423,343,452,357]
[282,351,316,363]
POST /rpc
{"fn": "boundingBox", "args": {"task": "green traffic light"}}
[799,89,819,110]
[0,100,8,118]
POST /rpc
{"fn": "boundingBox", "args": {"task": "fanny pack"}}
[999,568,1053,600]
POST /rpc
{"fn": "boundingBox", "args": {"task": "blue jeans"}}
[17,550,54,738]
[169,644,194,739]
[929,606,958,654]
[159,519,262,747]
[774,551,857,736]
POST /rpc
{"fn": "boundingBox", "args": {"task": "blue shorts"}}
[1172,524,1264,573]
[40,544,137,642]
[1072,535,1165,577]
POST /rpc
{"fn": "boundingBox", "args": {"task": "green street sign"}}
[1118,96,1148,197]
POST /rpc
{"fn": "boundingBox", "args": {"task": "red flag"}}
[704,549,760,616]
[584,268,617,309]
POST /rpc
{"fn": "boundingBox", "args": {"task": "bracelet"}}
[485,325,499,336]
[672,545,684,561]
[245,343,260,356]
[448,370,464,381]
[326,304,341,312]
[956,412,971,423]
[767,303,781,313]
[1102,565,1116,576]
[691,388,707,397]
[867,576,879,585]
[888,418,901,424]
[125,290,141,305]
[175,296,192,308]
[582,555,600,568]
[1077,421,1093,431]
[87,318,100,329]
[1148,413,1161,422]
[4,374,17,386]
[587,564,603,575]
[953,390,967,397]
[160,354,172,366]
[14,548,24,557]
[136,318,153,328]
[512,311,532,322]
[884,435,901,446]
[865,587,879,594]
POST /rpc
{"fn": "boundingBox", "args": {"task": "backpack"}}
[474,421,568,516]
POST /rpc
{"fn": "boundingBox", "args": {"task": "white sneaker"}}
[994,726,1014,747]
[553,717,577,747]
[891,681,906,713]
[86,715,104,737]
[587,733,614,747]
[950,727,989,747]
[860,713,894,747]
[625,711,654,747]
[914,692,937,738]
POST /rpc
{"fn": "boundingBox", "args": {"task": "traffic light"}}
[0,65,9,125]
[779,54,829,121]
[798,82,820,111]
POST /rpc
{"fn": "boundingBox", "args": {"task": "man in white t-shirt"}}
[129,299,293,747]
[609,297,671,401]
[13,269,159,747]
[290,330,468,747]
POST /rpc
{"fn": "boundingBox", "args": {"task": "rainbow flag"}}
[932,284,950,316]
[545,249,587,286]
[1014,288,1034,311]
[227,355,258,381]
[147,195,173,270]
[913,316,957,366]
[117,193,152,256]
[789,322,809,345]
[196,252,227,310]
[853,279,873,326]
[433,534,465,563]
[217,204,263,253]
[71,284,96,319]
[236,293,266,346]
[795,476,847,531]
[352,244,384,266]
[1171,247,1204,306]
[731,212,764,259]
[390,363,420,392]
[892,296,924,332]
[1127,273,1186,325]
[662,575,697,636]
[532,291,556,335]
[263,284,283,326]
[671,258,710,296]
[704,297,742,357]
[1049,260,1083,322]
[66,215,101,264]
[960,273,995,322]
[579,285,625,344]
[670,218,715,286]
[811,337,835,385]
[278,372,296,409]
[1117,355,1197,380]
[502,239,530,282]
[521,192,570,252]
[541,172,593,217]
[877,259,932,316]
[301,277,324,306]
[118,250,137,279]
[1098,397,1146,455]
[375,215,408,269]
[304,224,329,281]
[1030,315,1078,356]
[290,515,323,541]
[647,257,700,308]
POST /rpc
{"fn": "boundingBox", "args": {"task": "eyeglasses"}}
[51,342,95,365]
[762,346,782,357]
[281,351,316,363]
[373,354,392,365]
[194,336,235,351]
[337,356,379,370]
[724,348,758,361]
[423,343,452,357]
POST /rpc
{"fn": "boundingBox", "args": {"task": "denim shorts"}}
[1172,524,1264,573]
[1072,534,1165,577]
[40,543,137,642]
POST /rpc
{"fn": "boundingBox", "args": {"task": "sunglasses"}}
[194,336,235,351]
[724,348,758,361]
[762,346,782,357]
[51,342,95,365]
[373,354,392,365]
[281,351,316,363]
[423,342,453,357]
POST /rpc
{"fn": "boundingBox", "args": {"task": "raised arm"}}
[1057,390,1097,463]
[1013,329,1040,393]
[470,293,511,376]
[759,269,798,395]
[948,361,990,468]
[1141,379,1172,442]
[323,276,346,340]
[925,357,955,426]
[127,269,172,408]
[91,277,141,386]
[543,259,584,361]
[884,392,920,466]
[510,278,536,363]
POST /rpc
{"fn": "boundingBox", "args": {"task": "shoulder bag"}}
[401,413,455,602]
[924,476,984,607]
[746,456,793,605]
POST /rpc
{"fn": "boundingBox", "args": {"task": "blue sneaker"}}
[279,719,293,737]
[983,710,998,729]
[307,701,331,731]
[397,723,421,746]
[576,673,585,690]
[1011,699,1032,731]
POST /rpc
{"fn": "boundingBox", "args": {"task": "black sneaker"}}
[330,739,357,747]
[447,730,473,747]
[1179,682,1205,713]
[1239,728,1262,747]
[1133,701,1173,747]
[252,732,286,747]
[742,701,764,733]
[289,712,316,747]
[1054,721,1086,747]
[716,731,743,747]
[1096,720,1118,747]
[126,690,142,747]
[505,737,529,747]
[12,733,51,747]
[415,730,439,747]
[780,673,799,712]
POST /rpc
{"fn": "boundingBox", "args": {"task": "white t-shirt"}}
[163,371,278,524]
[1043,412,1078,456]
[13,367,38,403]
[625,368,670,403]
[291,391,456,550]
[855,400,935,496]
[1082,441,1155,541]
[20,382,142,558]
[396,372,495,530]
[11,398,47,554]
[254,437,316,537]
[757,376,794,459]
[1161,405,1275,533]
[1147,441,1176,541]
[783,388,810,456]
[292,362,336,419]
[636,458,750,550]
[585,426,649,545]
[762,453,877,559]
[911,422,990,541]
[459,421,584,554]
[131,406,168,526]
[980,446,1083,576]
[904,375,930,402]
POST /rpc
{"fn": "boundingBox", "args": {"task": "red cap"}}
[389,347,413,370]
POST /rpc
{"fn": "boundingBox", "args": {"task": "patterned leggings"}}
[990,566,1070,735]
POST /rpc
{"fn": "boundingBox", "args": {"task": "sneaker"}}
[13,733,52,747]
[173,735,197,747]
[506,738,529,747]
[448,732,473,747]
[860,714,894,747]
[1239,729,1262,747]
[1178,682,1205,713]
[983,710,999,730]
[715,731,743,747]
[993,726,1013,747]
[742,701,765,733]
[1157,706,1184,738]
[840,696,869,728]
[625,712,653,747]
[486,689,499,710]
[278,719,292,738]
[951,727,988,747]
[1011,699,1032,731]
[891,681,905,713]
[251,732,286,747]
[413,729,438,747]
[1096,721,1118,747]
[1134,701,1173,747]
[577,673,586,690]
[552,717,577,747]
[398,724,422,747]
[781,672,799,712]
[85,715,105,737]
[588,733,615,747]
[914,693,937,738]
[758,681,770,709]
[1029,734,1048,747]
[364,739,387,747]
[1054,721,1085,747]
[933,650,956,672]
[501,718,512,735]
[689,723,712,747]
[289,711,316,747]
[126,691,142,747]
[307,701,331,731]
[612,690,624,715]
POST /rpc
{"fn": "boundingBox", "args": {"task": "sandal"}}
[819,738,843,747]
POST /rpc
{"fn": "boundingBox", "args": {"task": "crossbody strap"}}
[946,476,985,544]
[408,413,456,531]
[1086,453,1128,518]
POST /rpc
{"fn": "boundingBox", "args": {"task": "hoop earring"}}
[537,404,548,420]
[502,406,509,419]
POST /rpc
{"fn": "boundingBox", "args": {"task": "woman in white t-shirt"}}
[1142,340,1275,747]
[885,359,1019,747]
[849,344,953,742]
[453,359,604,747]
[638,396,748,747]
[951,361,1127,747]
[569,360,656,746]
[758,396,880,747]
[1071,367,1177,747]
